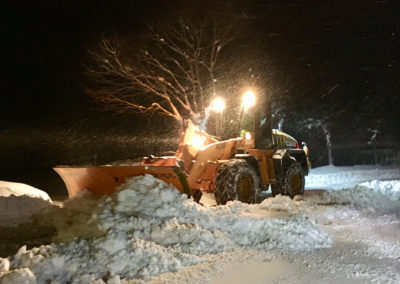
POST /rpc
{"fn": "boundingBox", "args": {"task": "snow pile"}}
[305,180,400,216]
[97,175,330,253]
[0,181,53,227]
[0,258,10,273]
[305,165,400,189]
[44,190,105,242]
[0,181,51,200]
[359,180,400,200]
[2,175,331,283]
[304,165,400,218]
[259,194,299,212]
[5,240,198,283]
[0,267,37,284]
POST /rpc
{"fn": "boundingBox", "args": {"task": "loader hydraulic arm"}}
[186,138,238,194]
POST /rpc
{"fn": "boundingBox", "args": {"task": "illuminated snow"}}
[1,175,330,283]
[305,165,400,189]
[1,166,400,283]
[0,181,52,227]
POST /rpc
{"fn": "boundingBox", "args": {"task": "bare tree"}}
[85,12,251,129]
[302,118,333,165]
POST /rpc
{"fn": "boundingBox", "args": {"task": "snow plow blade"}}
[53,165,191,198]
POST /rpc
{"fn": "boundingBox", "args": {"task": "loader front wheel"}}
[214,159,260,205]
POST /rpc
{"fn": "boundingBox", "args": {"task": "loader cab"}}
[254,97,274,149]
[242,97,274,149]
[242,98,301,151]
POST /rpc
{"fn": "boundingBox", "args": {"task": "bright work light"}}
[242,90,256,110]
[191,134,205,149]
[211,97,226,112]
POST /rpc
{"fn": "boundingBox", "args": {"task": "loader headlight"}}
[244,131,255,148]
[191,134,205,149]
[211,97,226,113]
[242,90,256,110]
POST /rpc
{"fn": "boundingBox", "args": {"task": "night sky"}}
[1,0,399,194]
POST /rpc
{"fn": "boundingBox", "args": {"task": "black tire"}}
[271,162,305,198]
[271,182,282,197]
[282,163,305,198]
[214,159,261,205]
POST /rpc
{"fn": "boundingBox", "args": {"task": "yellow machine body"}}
[54,119,307,199]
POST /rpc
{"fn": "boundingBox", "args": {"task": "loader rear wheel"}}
[271,162,304,198]
[214,159,260,205]
[271,182,282,197]
[283,163,305,198]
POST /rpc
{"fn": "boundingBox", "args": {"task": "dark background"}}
[1,0,399,195]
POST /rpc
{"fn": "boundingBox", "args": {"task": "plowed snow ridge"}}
[1,175,331,283]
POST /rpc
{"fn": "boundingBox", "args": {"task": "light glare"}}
[191,134,205,149]
[211,97,226,112]
[242,90,256,110]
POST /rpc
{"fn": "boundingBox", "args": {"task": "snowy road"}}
[0,165,399,283]
[154,194,400,283]
[153,166,400,284]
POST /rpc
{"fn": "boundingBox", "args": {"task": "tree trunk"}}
[322,124,333,165]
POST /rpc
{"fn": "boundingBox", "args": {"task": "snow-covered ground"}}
[305,165,400,189]
[0,165,399,283]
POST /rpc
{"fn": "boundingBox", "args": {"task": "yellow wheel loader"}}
[54,100,310,204]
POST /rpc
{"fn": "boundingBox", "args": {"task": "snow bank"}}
[304,165,400,217]
[305,179,400,216]
[97,175,330,253]
[0,258,10,273]
[3,175,331,283]
[0,181,51,200]
[305,165,400,189]
[360,180,400,200]
[0,181,53,227]
[0,268,37,284]
[43,190,105,242]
